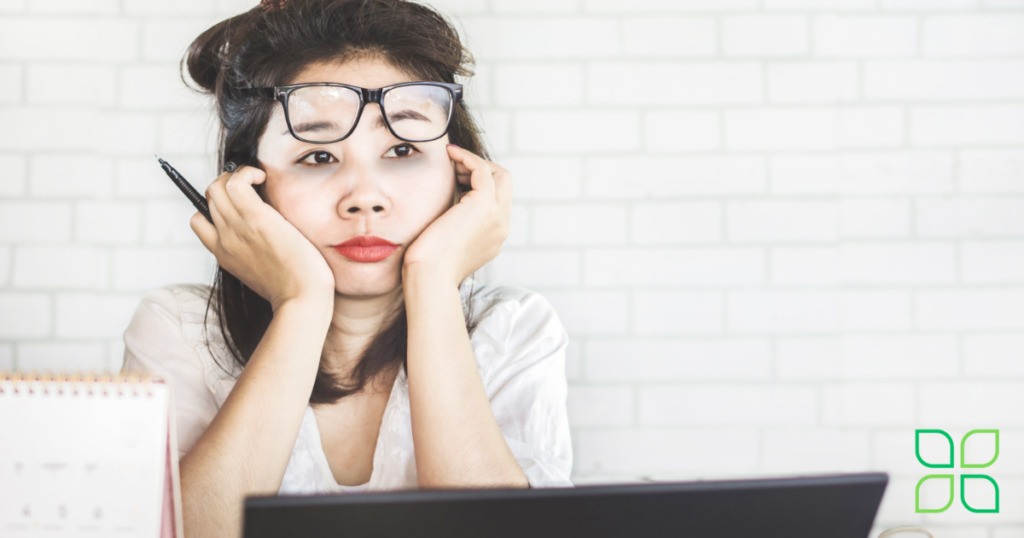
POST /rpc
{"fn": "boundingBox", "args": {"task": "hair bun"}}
[184,19,232,94]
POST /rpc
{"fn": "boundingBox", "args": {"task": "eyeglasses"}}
[244,82,463,144]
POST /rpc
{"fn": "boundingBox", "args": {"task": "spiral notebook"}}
[0,372,183,538]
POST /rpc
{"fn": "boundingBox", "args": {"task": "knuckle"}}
[250,218,268,235]
[220,232,239,252]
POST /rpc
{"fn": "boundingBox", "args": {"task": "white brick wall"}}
[1,0,1023,534]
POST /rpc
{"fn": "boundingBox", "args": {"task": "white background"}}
[1,0,1023,535]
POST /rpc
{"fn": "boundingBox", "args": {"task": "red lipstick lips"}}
[332,235,399,263]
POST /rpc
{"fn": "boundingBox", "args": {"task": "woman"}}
[119,0,572,535]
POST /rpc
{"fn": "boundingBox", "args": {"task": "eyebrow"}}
[376,109,431,129]
[282,110,432,137]
[282,121,336,136]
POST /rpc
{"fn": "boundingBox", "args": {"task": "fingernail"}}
[447,144,460,148]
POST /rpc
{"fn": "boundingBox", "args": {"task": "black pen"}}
[155,156,237,224]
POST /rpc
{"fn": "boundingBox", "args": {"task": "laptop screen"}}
[244,472,888,538]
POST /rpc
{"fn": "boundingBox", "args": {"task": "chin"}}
[329,261,403,298]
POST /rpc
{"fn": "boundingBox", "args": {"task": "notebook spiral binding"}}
[0,371,163,397]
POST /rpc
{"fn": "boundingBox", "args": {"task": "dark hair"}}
[182,0,486,405]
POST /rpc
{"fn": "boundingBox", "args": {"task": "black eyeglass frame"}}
[243,81,464,144]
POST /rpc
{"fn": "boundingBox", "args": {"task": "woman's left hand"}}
[402,144,512,286]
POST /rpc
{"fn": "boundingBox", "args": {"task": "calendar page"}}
[0,374,173,537]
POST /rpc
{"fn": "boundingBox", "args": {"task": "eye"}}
[298,150,337,165]
[384,143,419,159]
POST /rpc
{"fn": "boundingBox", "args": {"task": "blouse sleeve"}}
[120,286,220,460]
[479,289,574,488]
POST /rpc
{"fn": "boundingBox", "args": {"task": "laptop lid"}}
[244,471,888,538]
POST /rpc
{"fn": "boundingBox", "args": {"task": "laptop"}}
[244,472,888,538]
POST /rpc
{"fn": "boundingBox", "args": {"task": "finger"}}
[206,173,241,224]
[493,168,513,214]
[469,160,509,207]
[224,166,269,219]
[190,211,218,253]
[453,161,473,186]
[454,158,505,184]
[447,145,495,199]
[452,159,490,181]
[206,185,233,234]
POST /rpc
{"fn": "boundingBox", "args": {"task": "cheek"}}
[262,176,328,238]
[392,156,455,232]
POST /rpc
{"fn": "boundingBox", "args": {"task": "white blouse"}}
[120,280,574,494]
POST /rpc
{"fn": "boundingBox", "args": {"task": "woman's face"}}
[256,57,455,298]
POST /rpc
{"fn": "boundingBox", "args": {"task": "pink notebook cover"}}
[161,435,176,538]
[161,385,184,538]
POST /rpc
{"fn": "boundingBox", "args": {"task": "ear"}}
[252,161,269,201]
[452,181,471,205]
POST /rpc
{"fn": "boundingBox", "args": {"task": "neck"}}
[321,285,404,380]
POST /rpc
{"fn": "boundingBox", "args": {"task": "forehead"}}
[291,56,417,88]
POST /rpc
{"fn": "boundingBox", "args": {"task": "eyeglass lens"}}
[286,84,453,143]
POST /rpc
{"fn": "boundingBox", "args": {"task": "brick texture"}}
[1,1,1022,533]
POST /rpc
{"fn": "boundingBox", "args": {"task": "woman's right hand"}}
[190,166,335,312]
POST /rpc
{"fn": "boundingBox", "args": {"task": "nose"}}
[338,168,390,219]
[336,104,391,219]
[344,201,386,214]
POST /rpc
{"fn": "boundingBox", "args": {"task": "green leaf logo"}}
[961,430,999,469]
[961,475,999,513]
[916,429,954,468]
[914,429,999,514]
[915,474,954,513]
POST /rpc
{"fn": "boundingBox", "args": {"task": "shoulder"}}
[462,279,564,341]
[126,284,216,346]
[463,278,561,325]
[461,279,568,378]
[123,283,237,377]
[121,284,231,458]
[134,283,212,321]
